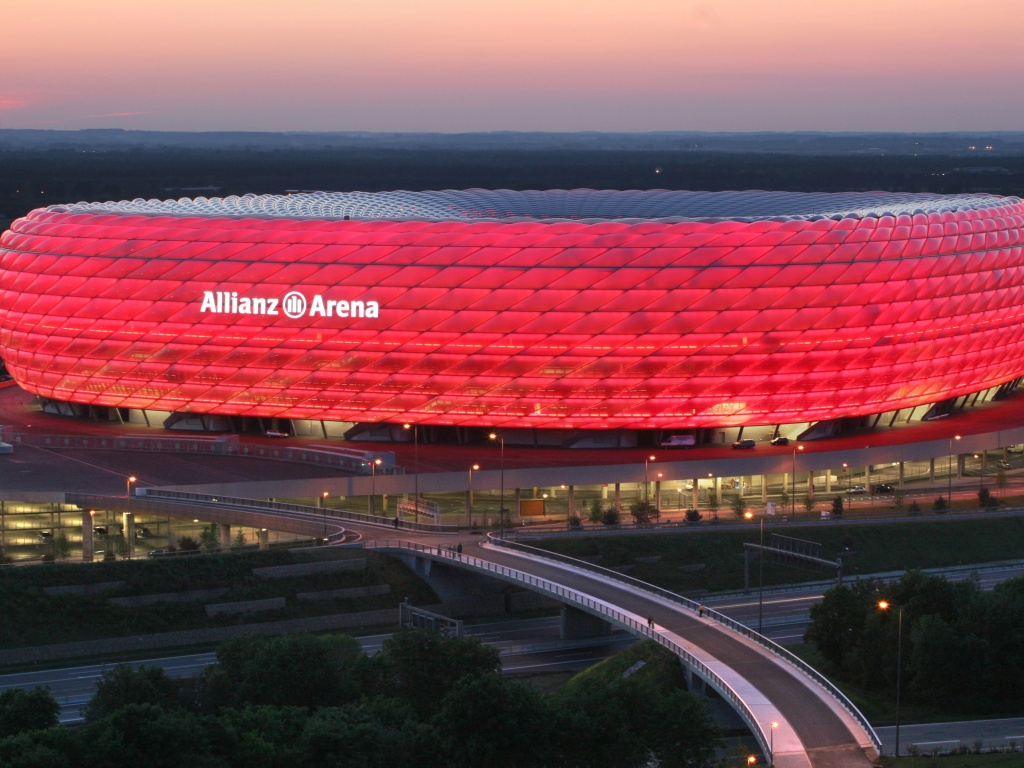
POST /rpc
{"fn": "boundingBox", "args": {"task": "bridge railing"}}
[489,535,882,754]
[138,489,462,534]
[364,539,771,762]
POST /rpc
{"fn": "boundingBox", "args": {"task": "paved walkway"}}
[461,540,877,768]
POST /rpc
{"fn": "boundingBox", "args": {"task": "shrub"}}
[933,495,948,512]
[684,508,702,523]
[567,513,582,529]
[830,495,843,517]
[601,507,622,526]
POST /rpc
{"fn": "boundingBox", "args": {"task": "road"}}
[704,562,1024,644]
[0,616,634,724]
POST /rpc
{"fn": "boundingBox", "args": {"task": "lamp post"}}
[878,600,903,757]
[126,475,136,499]
[489,433,505,538]
[770,721,779,767]
[369,458,382,516]
[403,423,419,521]
[468,464,479,526]
[791,446,803,516]
[948,434,961,507]
[644,454,656,505]
[321,491,329,538]
[745,511,766,633]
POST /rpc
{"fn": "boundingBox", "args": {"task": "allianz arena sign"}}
[199,290,381,320]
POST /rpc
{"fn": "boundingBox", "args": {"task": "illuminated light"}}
[1,189,1023,430]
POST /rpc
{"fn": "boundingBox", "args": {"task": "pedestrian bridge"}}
[369,537,880,768]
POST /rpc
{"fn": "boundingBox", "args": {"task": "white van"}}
[660,435,696,448]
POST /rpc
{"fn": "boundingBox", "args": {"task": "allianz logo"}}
[199,290,380,320]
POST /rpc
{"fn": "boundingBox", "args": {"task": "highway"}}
[0,616,634,725]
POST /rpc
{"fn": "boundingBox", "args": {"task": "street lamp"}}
[948,434,961,507]
[468,464,479,526]
[403,423,419,521]
[747,756,756,767]
[770,721,779,767]
[369,458,382,516]
[745,511,766,633]
[489,433,505,538]
[126,475,137,499]
[791,446,803,516]
[321,492,329,538]
[878,600,903,757]
[644,455,656,505]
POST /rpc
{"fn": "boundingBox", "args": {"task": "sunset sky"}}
[3,0,1022,133]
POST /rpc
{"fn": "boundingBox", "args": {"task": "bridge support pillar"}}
[614,483,621,511]
[899,461,905,488]
[81,509,94,563]
[692,480,699,511]
[654,480,661,511]
[121,512,135,558]
[761,476,768,505]
[514,488,521,517]
[825,471,831,494]
[219,523,232,550]
[560,605,612,640]
[567,485,575,518]
[929,458,935,482]
[258,528,269,550]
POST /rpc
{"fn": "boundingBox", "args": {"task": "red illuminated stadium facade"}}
[1,189,1023,434]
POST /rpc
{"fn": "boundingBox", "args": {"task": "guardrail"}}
[6,430,402,476]
[139,489,462,534]
[363,539,772,762]
[488,535,882,755]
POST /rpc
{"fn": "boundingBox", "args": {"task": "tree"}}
[893,488,904,509]
[977,487,999,509]
[200,633,369,712]
[198,523,220,551]
[233,529,247,547]
[778,487,789,510]
[111,533,130,560]
[434,673,560,768]
[933,495,948,512]
[804,582,877,671]
[831,495,844,517]
[299,698,431,768]
[995,468,1008,497]
[705,490,719,520]
[371,629,500,719]
[589,498,604,523]
[803,493,816,514]
[601,506,622,525]
[729,494,746,518]
[84,664,186,722]
[0,688,59,737]
[176,535,200,552]
[54,532,72,561]
[629,500,658,525]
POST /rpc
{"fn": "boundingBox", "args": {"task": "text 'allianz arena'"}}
[1,189,1023,430]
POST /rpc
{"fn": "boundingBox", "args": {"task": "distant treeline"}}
[2,147,1023,223]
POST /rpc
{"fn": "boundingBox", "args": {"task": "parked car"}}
[732,439,756,449]
[770,436,789,446]
[92,526,107,536]
[266,430,288,438]
[147,549,170,558]
[135,527,152,538]
[846,485,867,495]
[873,484,895,494]
[1009,445,1024,453]
[37,530,53,541]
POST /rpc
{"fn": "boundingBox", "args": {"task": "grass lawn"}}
[527,515,1024,594]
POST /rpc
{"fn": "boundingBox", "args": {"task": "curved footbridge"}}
[372,538,880,768]
[70,490,879,767]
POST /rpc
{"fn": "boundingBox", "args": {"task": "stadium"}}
[1,189,1023,442]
